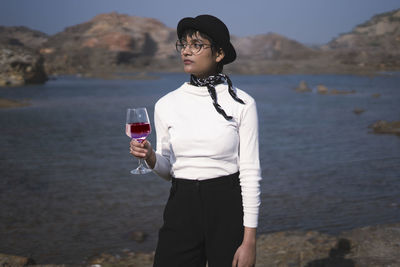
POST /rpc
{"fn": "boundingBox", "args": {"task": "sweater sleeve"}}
[151,102,173,180]
[238,98,262,228]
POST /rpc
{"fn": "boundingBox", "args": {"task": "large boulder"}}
[0,45,48,87]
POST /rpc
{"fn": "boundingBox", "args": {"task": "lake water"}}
[1,73,399,264]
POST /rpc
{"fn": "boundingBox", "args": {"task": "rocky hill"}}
[227,33,322,74]
[40,12,180,75]
[232,33,316,60]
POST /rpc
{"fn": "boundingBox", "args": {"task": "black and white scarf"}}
[190,73,245,120]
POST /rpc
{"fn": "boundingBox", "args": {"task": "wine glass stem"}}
[138,158,144,167]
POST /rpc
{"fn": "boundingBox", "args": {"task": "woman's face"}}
[179,32,225,79]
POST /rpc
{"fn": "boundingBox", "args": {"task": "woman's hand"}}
[130,139,156,169]
[232,227,256,267]
[232,242,256,267]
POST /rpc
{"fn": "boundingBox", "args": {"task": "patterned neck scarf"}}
[190,73,245,120]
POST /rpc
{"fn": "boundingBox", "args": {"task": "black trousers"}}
[153,172,244,267]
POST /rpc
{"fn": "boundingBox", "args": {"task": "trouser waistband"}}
[171,171,240,188]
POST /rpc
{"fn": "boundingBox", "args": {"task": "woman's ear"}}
[215,48,225,63]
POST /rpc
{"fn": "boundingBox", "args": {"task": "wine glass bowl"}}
[126,108,152,174]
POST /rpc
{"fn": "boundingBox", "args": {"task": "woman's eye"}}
[193,43,203,49]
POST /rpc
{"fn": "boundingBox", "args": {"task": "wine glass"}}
[126,108,152,174]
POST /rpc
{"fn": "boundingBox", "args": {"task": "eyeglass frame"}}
[175,40,214,54]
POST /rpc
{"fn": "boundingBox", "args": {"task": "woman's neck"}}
[193,71,219,79]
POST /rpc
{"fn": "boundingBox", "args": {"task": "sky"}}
[0,0,399,45]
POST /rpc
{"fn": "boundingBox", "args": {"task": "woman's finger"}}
[130,145,146,153]
[130,144,149,159]
[130,149,146,158]
[141,140,152,150]
[232,253,238,267]
[130,139,144,147]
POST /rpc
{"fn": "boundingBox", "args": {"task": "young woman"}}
[130,14,261,267]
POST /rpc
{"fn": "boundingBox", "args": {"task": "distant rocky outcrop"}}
[369,120,400,136]
[322,9,400,71]
[40,12,180,75]
[227,33,323,74]
[233,33,316,61]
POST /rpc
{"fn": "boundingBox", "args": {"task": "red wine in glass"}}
[126,122,151,140]
[126,108,152,174]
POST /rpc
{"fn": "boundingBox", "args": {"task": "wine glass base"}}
[130,166,152,175]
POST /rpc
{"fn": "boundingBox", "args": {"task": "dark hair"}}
[180,28,224,73]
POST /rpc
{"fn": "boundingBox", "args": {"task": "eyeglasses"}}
[175,40,213,54]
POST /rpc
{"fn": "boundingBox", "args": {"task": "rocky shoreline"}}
[1,222,400,267]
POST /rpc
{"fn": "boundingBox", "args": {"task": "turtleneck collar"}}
[180,82,228,96]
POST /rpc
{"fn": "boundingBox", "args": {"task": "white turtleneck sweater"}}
[151,82,261,228]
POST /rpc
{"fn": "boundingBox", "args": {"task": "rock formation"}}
[0,45,48,87]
